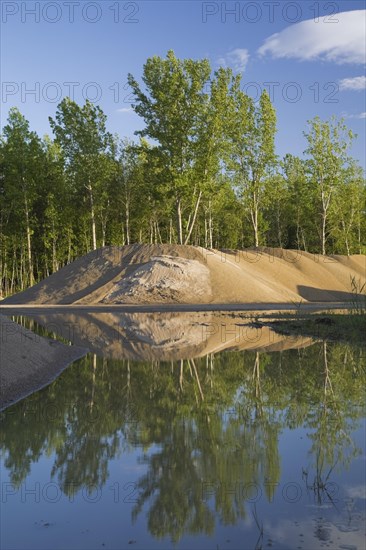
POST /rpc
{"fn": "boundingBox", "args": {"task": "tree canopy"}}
[0,51,365,296]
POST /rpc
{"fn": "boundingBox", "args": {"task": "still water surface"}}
[1,313,365,550]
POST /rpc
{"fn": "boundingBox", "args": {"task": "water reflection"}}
[1,332,365,548]
[10,311,313,360]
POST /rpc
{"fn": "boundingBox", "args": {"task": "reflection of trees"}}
[301,342,364,506]
[127,352,281,542]
[132,418,216,542]
[0,341,365,542]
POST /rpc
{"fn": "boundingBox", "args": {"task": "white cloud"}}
[258,10,366,65]
[339,76,366,91]
[218,48,250,72]
[344,112,366,119]
[116,107,133,113]
[345,484,366,499]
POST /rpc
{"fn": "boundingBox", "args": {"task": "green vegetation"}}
[350,275,366,314]
[265,313,366,346]
[262,276,366,345]
[1,50,365,296]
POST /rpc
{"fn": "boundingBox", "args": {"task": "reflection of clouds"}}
[305,503,333,509]
[264,515,366,550]
[239,511,254,529]
[345,485,366,500]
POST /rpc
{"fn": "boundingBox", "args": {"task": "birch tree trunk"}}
[125,193,130,245]
[88,182,97,251]
[176,197,183,245]
[24,191,34,286]
[184,191,202,245]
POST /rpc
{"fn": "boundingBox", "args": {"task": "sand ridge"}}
[3,245,365,305]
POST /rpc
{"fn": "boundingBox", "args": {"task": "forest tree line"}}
[1,51,365,295]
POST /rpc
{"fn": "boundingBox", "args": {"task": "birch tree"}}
[127,50,212,244]
[227,88,277,247]
[49,99,114,251]
[304,116,355,255]
[1,108,43,286]
[329,163,366,255]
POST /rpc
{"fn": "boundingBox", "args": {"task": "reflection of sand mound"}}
[23,312,313,361]
[1,311,313,409]
[102,256,212,304]
[3,244,365,305]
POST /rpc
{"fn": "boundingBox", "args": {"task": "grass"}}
[253,275,366,346]
[262,311,366,346]
[350,275,366,315]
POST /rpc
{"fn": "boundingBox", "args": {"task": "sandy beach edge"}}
[0,314,88,412]
[0,301,356,313]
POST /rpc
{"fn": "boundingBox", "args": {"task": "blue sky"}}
[1,0,365,166]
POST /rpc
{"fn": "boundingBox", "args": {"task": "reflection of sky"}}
[260,421,366,550]
[265,515,366,550]
[3,421,364,550]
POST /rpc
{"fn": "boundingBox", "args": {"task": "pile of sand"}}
[102,255,212,304]
[2,244,365,305]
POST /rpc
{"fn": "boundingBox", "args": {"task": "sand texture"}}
[2,245,365,305]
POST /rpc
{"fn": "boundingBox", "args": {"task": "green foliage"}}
[0,53,365,296]
[49,98,116,251]
[304,116,357,255]
[226,86,277,246]
[128,51,233,245]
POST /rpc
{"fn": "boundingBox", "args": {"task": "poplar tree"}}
[127,50,212,244]
[49,99,114,251]
[227,88,277,247]
[304,116,355,255]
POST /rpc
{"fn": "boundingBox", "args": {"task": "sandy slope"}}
[2,244,365,305]
[0,315,87,410]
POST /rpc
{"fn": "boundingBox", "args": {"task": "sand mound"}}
[2,244,205,305]
[2,245,365,305]
[102,255,212,304]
